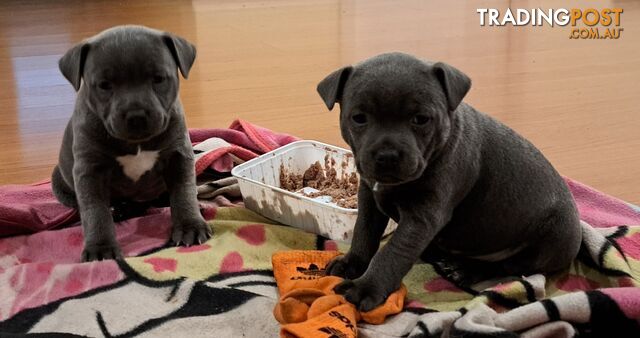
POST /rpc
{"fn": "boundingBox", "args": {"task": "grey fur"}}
[318,52,582,311]
[52,25,211,262]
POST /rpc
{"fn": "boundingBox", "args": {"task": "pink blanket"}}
[0,119,298,238]
[0,121,638,336]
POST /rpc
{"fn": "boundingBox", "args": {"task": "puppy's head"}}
[59,25,196,142]
[317,52,470,185]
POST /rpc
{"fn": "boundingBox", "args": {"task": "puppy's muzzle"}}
[374,149,400,168]
[119,108,154,138]
[371,148,404,181]
[126,110,149,131]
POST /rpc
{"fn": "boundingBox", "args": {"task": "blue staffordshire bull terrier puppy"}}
[52,26,211,261]
[318,52,582,311]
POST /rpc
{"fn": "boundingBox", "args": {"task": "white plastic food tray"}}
[231,140,397,241]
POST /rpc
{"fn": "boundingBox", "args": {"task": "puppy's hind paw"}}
[431,258,497,289]
[172,219,213,246]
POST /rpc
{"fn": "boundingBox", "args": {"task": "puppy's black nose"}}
[126,110,148,130]
[375,149,400,165]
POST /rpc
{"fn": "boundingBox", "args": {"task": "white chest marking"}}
[116,147,160,182]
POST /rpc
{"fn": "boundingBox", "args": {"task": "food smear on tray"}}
[279,155,358,209]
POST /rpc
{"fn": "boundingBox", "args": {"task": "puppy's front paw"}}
[82,243,123,262]
[334,278,388,312]
[172,218,212,246]
[325,254,368,280]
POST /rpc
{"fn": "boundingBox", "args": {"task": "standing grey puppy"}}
[318,53,582,311]
[52,26,211,261]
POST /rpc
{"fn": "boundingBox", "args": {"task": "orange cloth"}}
[272,250,407,338]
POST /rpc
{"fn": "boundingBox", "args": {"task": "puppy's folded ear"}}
[59,42,90,91]
[433,62,471,112]
[163,34,196,79]
[317,66,353,110]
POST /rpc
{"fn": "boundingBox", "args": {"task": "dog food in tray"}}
[231,140,397,241]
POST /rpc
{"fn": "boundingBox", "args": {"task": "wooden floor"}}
[0,0,638,204]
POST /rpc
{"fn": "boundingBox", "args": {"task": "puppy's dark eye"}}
[153,75,165,84]
[411,114,431,126]
[98,81,113,91]
[351,113,367,125]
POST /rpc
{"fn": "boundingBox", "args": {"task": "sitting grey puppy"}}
[52,26,211,261]
[318,52,582,311]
